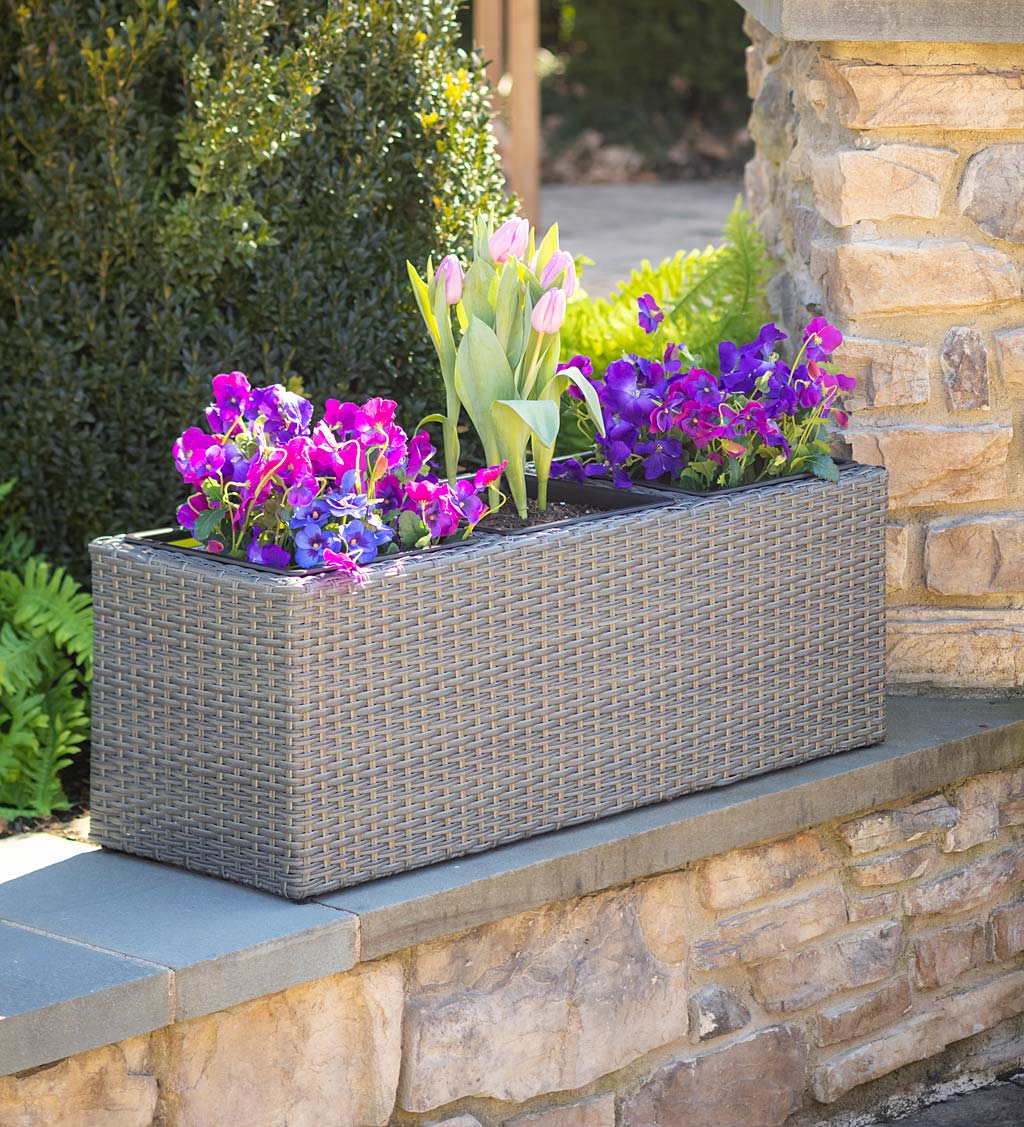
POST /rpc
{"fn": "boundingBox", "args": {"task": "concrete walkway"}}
[887,1080,1024,1125]
[540,181,743,299]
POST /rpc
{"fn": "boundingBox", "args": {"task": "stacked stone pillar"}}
[739,1,1024,691]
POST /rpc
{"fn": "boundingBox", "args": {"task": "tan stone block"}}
[848,425,1012,508]
[699,830,832,911]
[0,1038,157,1127]
[432,1118,484,1127]
[851,844,941,888]
[943,769,1024,852]
[400,884,690,1109]
[940,326,990,410]
[816,240,1018,318]
[847,891,902,923]
[942,970,1024,1044]
[811,145,956,227]
[1000,798,1024,827]
[622,1025,807,1127]
[960,145,1024,244]
[837,794,957,855]
[154,960,403,1127]
[811,1013,948,1103]
[926,516,1024,597]
[749,921,902,1013]
[691,886,848,969]
[838,337,930,410]
[886,525,910,591]
[504,1094,615,1127]
[912,922,987,989]
[887,608,1024,691]
[995,328,1024,385]
[989,901,1024,961]
[904,846,1024,917]
[636,870,695,965]
[827,61,1024,130]
[817,976,912,1048]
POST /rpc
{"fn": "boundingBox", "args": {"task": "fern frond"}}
[0,689,49,817]
[12,559,93,675]
[0,668,88,818]
[0,623,59,696]
[562,198,773,376]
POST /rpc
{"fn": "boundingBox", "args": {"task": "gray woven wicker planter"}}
[89,462,887,899]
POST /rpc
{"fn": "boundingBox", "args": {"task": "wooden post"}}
[472,0,504,90]
[506,0,540,225]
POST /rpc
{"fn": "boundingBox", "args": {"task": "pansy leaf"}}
[193,507,225,542]
[806,453,841,482]
[398,510,429,549]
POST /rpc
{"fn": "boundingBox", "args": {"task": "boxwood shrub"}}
[0,0,508,576]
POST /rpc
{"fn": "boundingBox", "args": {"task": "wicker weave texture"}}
[89,464,887,899]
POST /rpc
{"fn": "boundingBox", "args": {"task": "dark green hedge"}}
[0,0,508,577]
[544,0,749,167]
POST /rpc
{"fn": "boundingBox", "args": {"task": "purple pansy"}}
[637,294,664,335]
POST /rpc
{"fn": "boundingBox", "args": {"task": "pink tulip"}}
[540,251,577,298]
[488,217,530,264]
[531,288,567,334]
[434,254,464,305]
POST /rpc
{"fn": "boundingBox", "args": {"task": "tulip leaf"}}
[557,365,606,438]
[489,401,532,519]
[407,261,437,344]
[431,281,457,391]
[494,263,524,367]
[462,259,496,327]
[534,222,559,275]
[493,398,560,449]
[454,317,516,470]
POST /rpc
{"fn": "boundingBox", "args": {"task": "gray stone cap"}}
[3,693,1024,1076]
[736,0,1024,43]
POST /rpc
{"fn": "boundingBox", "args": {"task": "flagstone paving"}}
[540,180,743,299]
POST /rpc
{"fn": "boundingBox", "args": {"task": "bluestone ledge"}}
[2,693,1023,1075]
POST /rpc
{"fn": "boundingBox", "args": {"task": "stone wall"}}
[743,17,1024,691]
[3,764,1022,1127]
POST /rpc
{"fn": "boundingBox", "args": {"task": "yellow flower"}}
[444,68,470,104]
[419,110,439,128]
[414,31,427,46]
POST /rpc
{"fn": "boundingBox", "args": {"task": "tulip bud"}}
[434,254,464,305]
[531,287,567,335]
[488,217,530,264]
[540,250,577,297]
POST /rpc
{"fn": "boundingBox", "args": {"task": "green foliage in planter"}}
[0,483,92,819]
[0,0,509,579]
[562,201,773,378]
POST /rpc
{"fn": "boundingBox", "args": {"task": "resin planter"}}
[89,463,887,899]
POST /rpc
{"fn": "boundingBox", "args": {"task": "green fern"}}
[0,668,89,819]
[562,198,774,376]
[0,515,92,819]
[11,559,93,677]
[0,623,58,696]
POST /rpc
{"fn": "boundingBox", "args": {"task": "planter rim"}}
[552,456,863,499]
